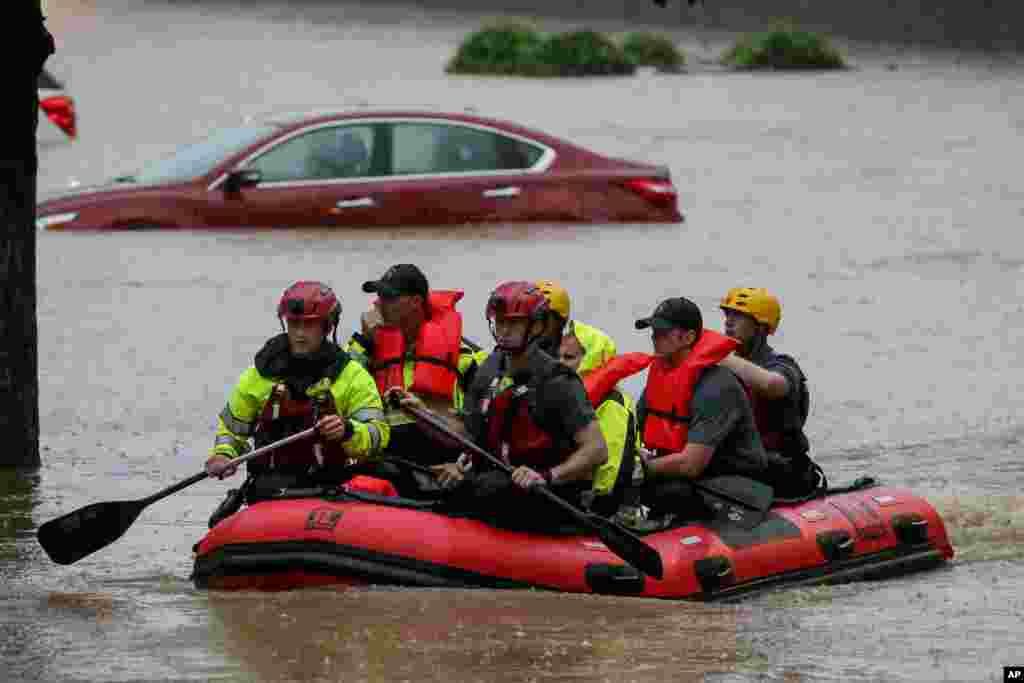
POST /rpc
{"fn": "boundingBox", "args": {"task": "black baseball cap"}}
[362,264,429,299]
[635,297,703,332]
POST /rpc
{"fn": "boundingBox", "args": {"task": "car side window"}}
[249,125,374,182]
[390,123,544,175]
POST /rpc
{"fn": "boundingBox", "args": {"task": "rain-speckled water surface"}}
[6,1,1024,681]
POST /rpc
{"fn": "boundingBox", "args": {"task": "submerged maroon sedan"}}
[37,110,682,230]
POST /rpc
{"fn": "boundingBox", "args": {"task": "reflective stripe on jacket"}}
[211,361,389,465]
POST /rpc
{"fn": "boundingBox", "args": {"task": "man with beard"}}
[718,288,826,499]
[394,281,608,531]
[205,282,388,496]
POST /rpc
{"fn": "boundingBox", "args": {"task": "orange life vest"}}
[252,384,344,471]
[642,330,738,453]
[583,352,654,406]
[371,290,464,400]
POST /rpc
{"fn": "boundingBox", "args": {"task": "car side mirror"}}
[223,168,262,193]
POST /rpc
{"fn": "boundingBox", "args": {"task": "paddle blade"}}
[586,513,665,580]
[37,500,145,565]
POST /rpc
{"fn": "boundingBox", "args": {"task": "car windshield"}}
[130,124,277,185]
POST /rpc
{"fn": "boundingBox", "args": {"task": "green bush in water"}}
[721,28,845,69]
[446,21,545,75]
[449,24,636,77]
[621,32,685,72]
[534,30,636,77]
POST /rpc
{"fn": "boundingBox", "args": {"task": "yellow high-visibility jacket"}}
[211,360,389,462]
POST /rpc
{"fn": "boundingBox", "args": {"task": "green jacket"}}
[211,360,389,462]
[592,390,638,496]
[568,319,631,497]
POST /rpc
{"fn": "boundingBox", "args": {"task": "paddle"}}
[37,427,318,566]
[692,475,774,530]
[381,455,437,476]
[397,401,665,580]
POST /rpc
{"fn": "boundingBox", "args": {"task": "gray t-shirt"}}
[686,366,769,478]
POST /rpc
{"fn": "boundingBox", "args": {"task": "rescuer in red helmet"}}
[204,282,389,517]
[393,281,608,530]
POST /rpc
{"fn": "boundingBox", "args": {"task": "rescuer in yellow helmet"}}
[718,288,825,499]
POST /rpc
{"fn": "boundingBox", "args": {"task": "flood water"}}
[6,0,1024,680]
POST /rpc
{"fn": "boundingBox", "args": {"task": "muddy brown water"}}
[6,1,1024,681]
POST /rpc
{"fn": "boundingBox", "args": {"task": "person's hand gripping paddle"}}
[37,428,317,565]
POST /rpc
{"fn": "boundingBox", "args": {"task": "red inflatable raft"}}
[192,479,954,600]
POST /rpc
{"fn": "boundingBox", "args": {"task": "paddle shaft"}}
[400,402,665,578]
[381,455,436,475]
[401,405,579,508]
[139,426,318,506]
[402,403,634,527]
[37,426,321,565]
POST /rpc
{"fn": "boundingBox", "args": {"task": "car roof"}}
[261,109,572,149]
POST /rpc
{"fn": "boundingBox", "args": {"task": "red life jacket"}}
[583,352,654,406]
[371,290,464,400]
[471,350,578,470]
[642,330,738,453]
[486,385,560,469]
[251,384,344,471]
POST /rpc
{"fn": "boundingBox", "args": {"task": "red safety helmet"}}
[486,281,550,322]
[486,281,549,354]
[278,281,341,332]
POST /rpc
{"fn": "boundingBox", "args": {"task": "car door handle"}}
[335,197,375,209]
[482,186,521,199]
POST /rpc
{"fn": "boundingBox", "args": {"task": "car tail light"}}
[40,95,77,139]
[624,178,677,208]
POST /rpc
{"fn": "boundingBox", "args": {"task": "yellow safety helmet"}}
[535,279,571,320]
[720,287,781,334]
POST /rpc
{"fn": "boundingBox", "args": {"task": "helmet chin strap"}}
[534,325,562,355]
[743,330,768,358]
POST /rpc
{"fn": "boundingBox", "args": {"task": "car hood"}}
[37,181,192,212]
